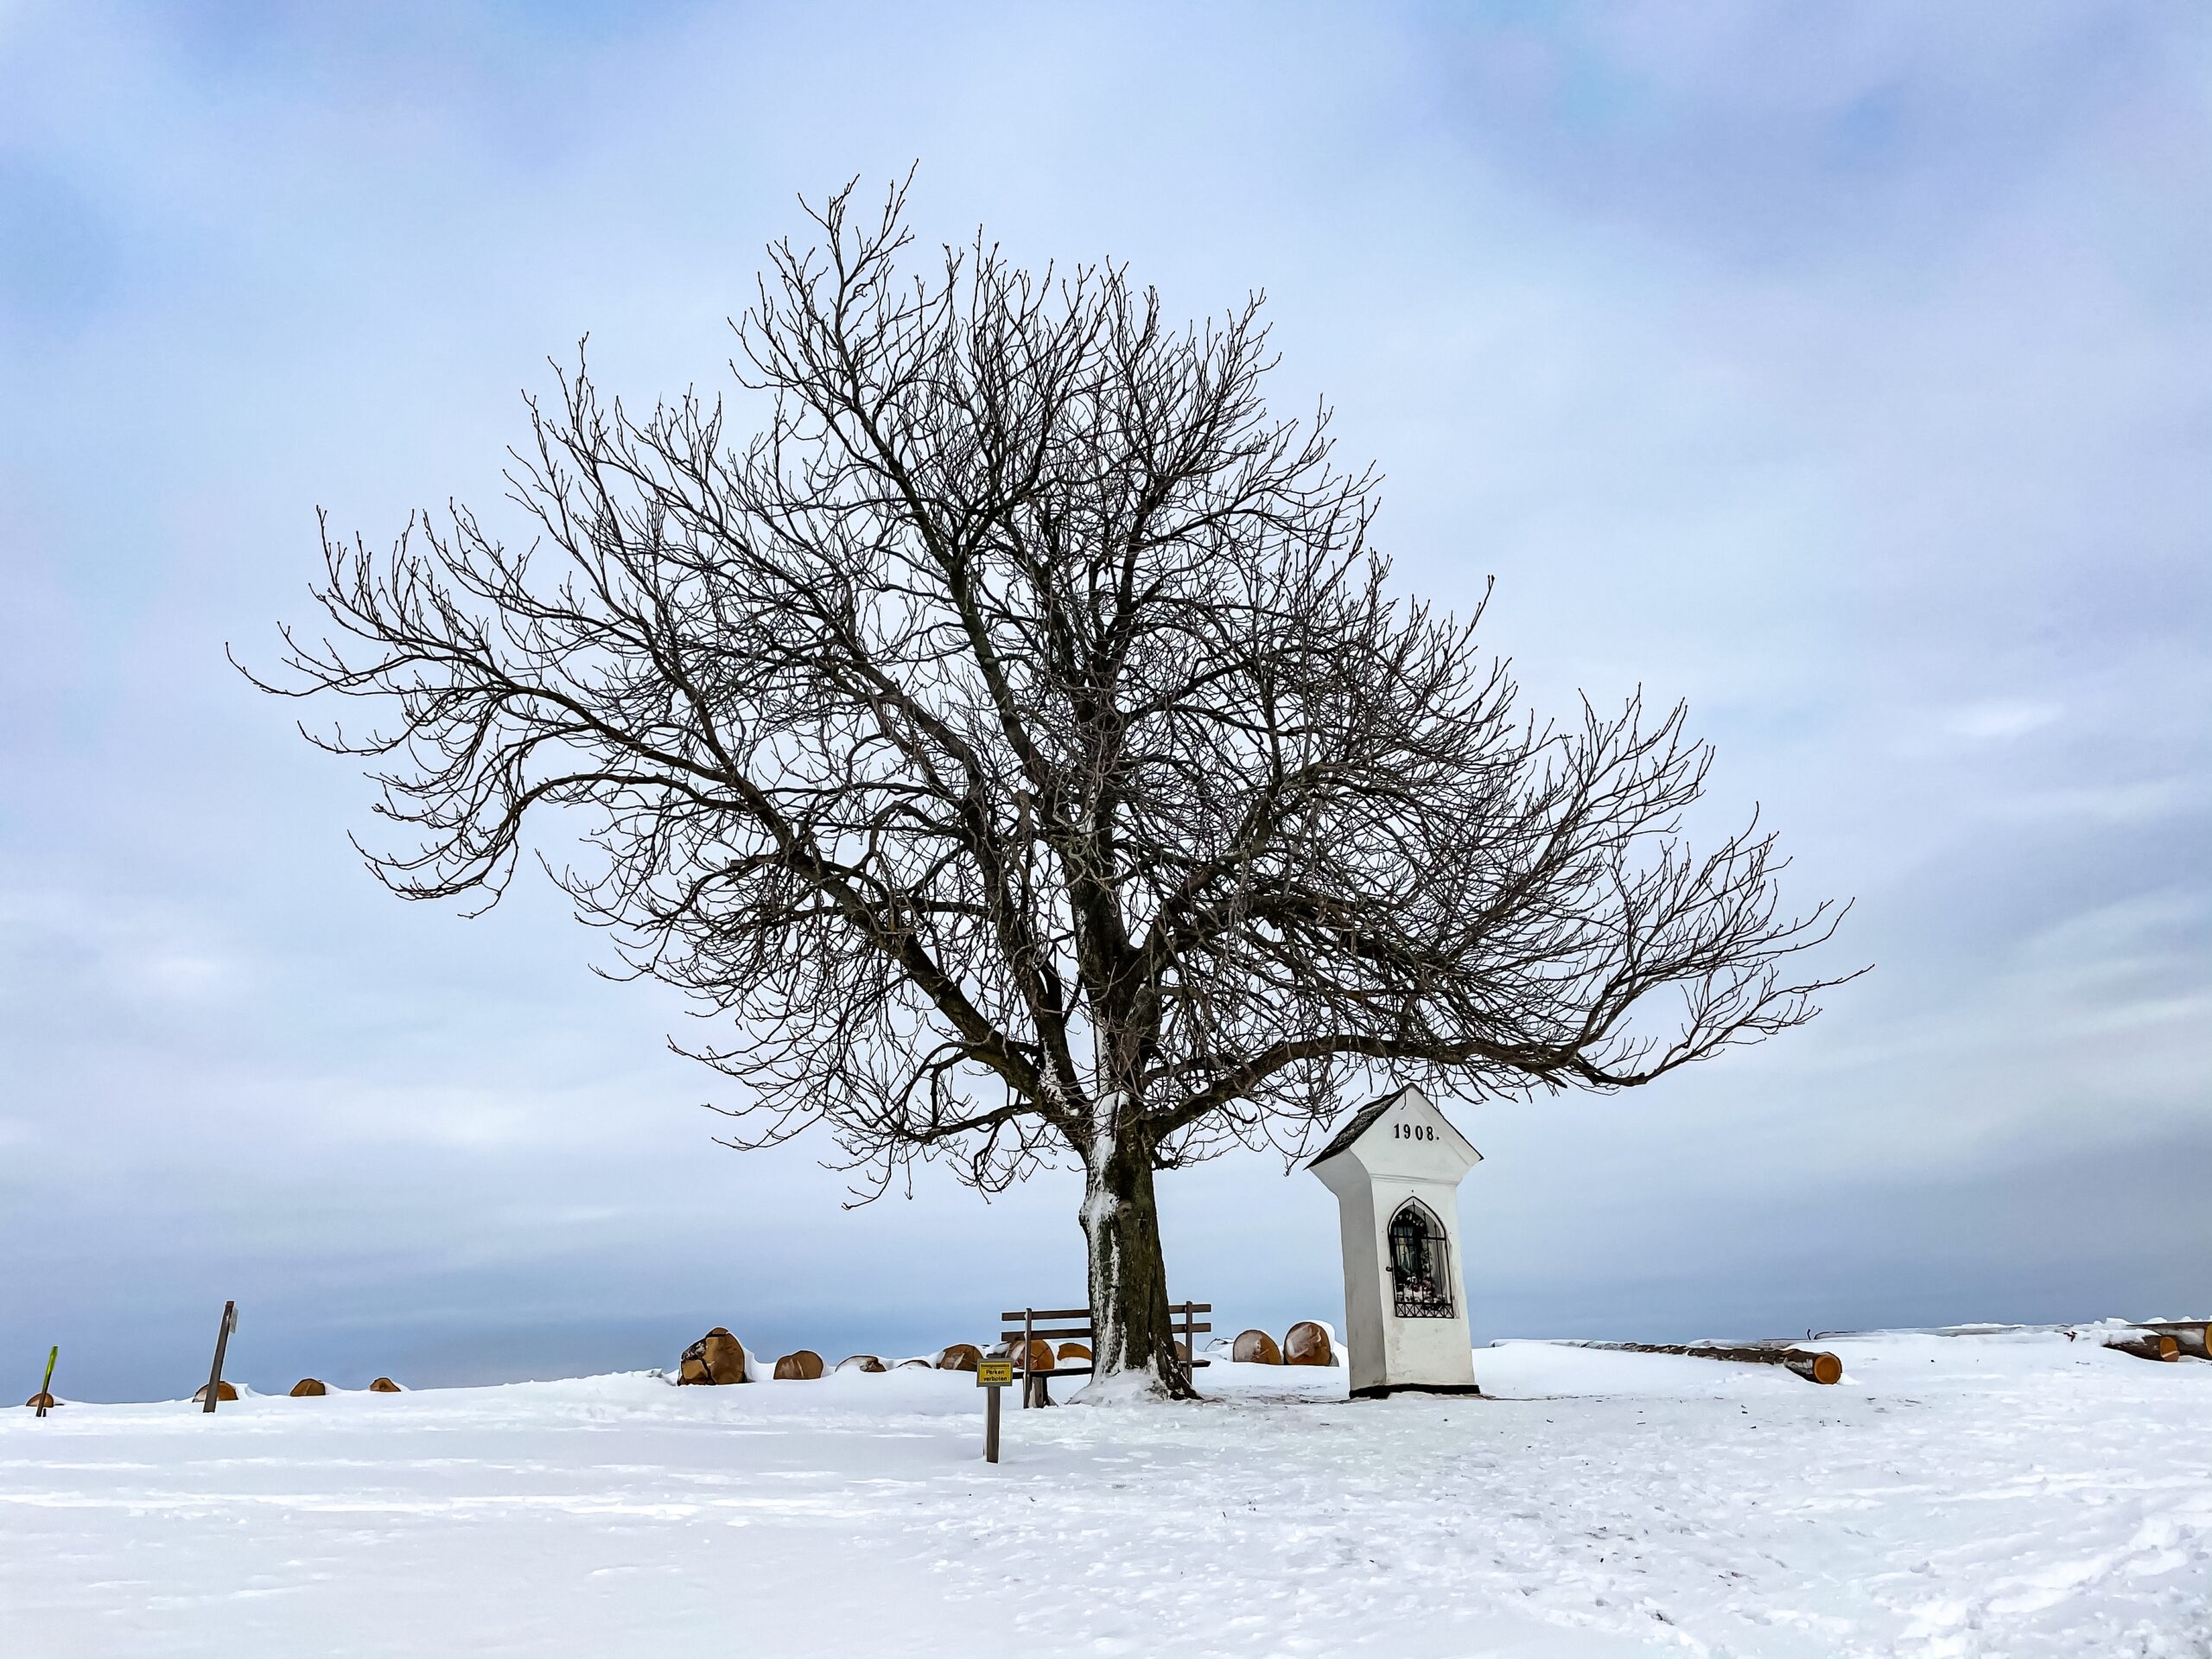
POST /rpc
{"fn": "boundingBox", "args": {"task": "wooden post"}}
[1022,1306,1036,1408]
[202,1300,237,1414]
[976,1357,1012,1462]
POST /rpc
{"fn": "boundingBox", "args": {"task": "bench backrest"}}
[997,1302,1212,1344]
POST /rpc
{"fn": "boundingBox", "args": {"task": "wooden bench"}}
[998,1303,1212,1404]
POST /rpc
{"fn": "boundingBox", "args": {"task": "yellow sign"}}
[976,1359,1014,1388]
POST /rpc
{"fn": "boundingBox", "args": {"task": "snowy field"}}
[3,1330,2207,1657]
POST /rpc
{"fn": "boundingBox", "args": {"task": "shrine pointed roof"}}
[1306,1095,1399,1169]
[1306,1084,1481,1172]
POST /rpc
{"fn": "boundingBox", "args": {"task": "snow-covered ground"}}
[3,1330,2206,1656]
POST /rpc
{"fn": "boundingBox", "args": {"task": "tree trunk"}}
[1081,1133,1196,1399]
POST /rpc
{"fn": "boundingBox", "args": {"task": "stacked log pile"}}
[1806,1319,2208,1364]
[1563,1341,1844,1384]
[677,1328,748,1385]
[1217,1323,1340,1365]
[2100,1331,2179,1362]
[1922,1321,2199,1362]
[2144,1320,2209,1359]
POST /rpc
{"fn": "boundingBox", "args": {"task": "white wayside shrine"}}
[1308,1085,1484,1399]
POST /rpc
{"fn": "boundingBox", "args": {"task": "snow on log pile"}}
[2,1325,2205,1656]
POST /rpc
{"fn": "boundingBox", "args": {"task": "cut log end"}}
[997,1338,1054,1374]
[23,1392,58,1409]
[936,1344,981,1372]
[772,1350,824,1381]
[1784,1351,1844,1385]
[678,1327,748,1386]
[368,1377,403,1393]
[1232,1329,1283,1365]
[192,1381,239,1404]
[289,1378,327,1398]
[1283,1321,1335,1366]
[678,1328,747,1385]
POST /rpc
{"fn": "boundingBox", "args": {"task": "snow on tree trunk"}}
[1081,1131,1194,1400]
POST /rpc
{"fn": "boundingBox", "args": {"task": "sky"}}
[1,1,2206,1402]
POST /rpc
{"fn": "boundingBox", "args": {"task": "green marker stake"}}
[37,1346,56,1417]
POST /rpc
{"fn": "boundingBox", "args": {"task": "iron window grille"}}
[1389,1201,1455,1319]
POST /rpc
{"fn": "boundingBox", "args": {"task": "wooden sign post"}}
[976,1357,1013,1463]
[202,1300,237,1414]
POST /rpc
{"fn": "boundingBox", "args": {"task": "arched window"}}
[1388,1200,1454,1319]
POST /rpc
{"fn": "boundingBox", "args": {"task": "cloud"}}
[0,156,117,334]
[1942,700,2062,741]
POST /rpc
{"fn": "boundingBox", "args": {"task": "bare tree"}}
[246,177,1854,1397]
